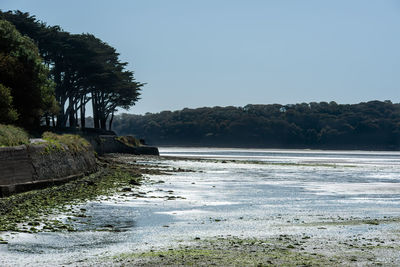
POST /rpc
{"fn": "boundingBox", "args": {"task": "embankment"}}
[86,135,159,155]
[0,144,97,197]
[38,127,159,156]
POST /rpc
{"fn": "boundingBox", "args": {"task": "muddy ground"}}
[1,154,399,266]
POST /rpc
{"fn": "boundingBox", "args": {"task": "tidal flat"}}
[1,148,400,266]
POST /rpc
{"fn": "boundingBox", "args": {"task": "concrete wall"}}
[0,146,35,188]
[0,144,97,197]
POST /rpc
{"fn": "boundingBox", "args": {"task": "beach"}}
[1,148,400,266]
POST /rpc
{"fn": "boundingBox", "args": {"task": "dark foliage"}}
[0,10,142,130]
[111,101,400,150]
[0,19,55,128]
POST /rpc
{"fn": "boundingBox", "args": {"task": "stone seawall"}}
[0,145,97,197]
[86,135,159,156]
[36,128,160,156]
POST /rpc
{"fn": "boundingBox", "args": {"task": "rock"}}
[129,179,141,186]
[122,187,132,192]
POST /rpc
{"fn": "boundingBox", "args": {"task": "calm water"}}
[1,148,400,266]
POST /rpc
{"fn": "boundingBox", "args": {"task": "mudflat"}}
[1,149,400,266]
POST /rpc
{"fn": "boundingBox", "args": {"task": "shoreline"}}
[108,234,396,266]
[154,144,400,152]
[159,146,400,153]
[1,153,399,266]
[0,154,164,233]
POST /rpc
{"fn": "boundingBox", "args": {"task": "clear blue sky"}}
[2,0,400,114]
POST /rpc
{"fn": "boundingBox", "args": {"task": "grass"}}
[0,127,91,152]
[0,124,29,147]
[42,132,91,153]
[116,136,142,148]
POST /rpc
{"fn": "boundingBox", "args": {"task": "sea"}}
[1,147,400,265]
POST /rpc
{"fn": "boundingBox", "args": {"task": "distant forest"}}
[107,101,400,150]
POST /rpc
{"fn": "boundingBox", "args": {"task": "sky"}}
[1,0,400,114]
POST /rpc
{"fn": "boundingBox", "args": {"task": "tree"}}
[110,101,400,149]
[0,19,56,128]
[1,11,142,130]
[0,84,18,123]
[84,36,143,130]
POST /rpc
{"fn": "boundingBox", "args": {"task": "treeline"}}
[111,101,400,150]
[0,10,142,129]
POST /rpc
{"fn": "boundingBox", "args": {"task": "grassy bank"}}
[0,125,91,152]
[116,135,142,147]
[0,124,29,147]
[42,131,91,152]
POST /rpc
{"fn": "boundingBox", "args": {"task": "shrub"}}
[0,84,18,124]
[116,136,142,147]
[0,124,29,147]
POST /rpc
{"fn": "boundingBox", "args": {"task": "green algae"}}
[298,217,400,227]
[0,236,8,244]
[0,168,142,233]
[112,237,335,266]
[165,156,356,168]
[231,160,356,168]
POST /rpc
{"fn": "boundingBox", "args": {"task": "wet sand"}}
[1,149,400,266]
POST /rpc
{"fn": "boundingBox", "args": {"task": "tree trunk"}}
[92,92,99,128]
[68,95,76,128]
[100,116,106,130]
[75,102,79,127]
[109,110,114,131]
[56,110,66,128]
[56,99,66,128]
[80,96,86,129]
[54,64,66,128]
[45,115,50,127]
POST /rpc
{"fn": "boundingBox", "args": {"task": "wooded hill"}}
[110,101,400,150]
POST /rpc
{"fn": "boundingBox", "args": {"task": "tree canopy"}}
[110,101,400,150]
[0,84,18,124]
[0,10,143,130]
[0,19,55,128]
